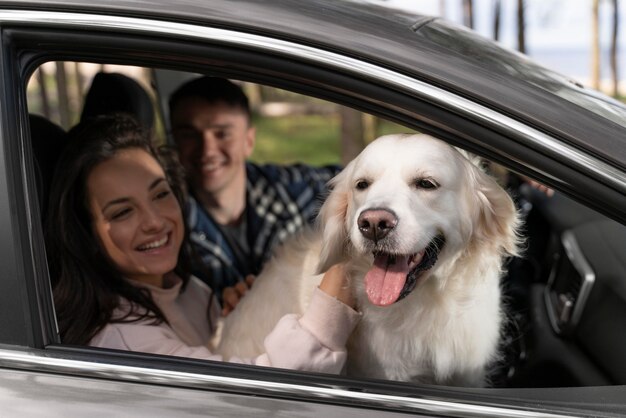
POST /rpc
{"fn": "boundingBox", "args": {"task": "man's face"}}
[171,98,255,199]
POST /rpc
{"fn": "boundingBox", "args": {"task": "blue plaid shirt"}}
[187,161,341,294]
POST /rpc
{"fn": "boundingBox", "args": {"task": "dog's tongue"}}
[365,254,410,306]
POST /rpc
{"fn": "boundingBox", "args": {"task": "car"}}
[0,0,625,416]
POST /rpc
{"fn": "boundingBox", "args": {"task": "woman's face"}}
[86,148,184,287]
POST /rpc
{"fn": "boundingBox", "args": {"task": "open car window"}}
[24,61,626,390]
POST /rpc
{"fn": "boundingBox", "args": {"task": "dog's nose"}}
[358,209,397,242]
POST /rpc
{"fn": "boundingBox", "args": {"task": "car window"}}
[24,60,626,393]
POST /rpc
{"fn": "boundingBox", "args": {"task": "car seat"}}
[80,72,155,131]
[29,114,66,219]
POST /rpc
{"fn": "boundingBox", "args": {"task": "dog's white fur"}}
[215,134,520,386]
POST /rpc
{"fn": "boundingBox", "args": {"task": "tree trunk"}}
[493,0,502,41]
[245,83,263,113]
[339,106,365,165]
[36,67,51,120]
[74,62,84,98]
[591,0,601,91]
[362,113,378,144]
[517,0,526,53]
[462,0,474,29]
[610,0,620,97]
[55,61,71,130]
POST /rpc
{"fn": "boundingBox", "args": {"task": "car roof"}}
[3,0,626,170]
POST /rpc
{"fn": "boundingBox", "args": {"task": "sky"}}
[371,0,626,84]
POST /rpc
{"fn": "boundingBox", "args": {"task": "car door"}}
[0,3,624,417]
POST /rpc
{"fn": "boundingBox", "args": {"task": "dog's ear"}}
[466,159,522,258]
[315,162,354,274]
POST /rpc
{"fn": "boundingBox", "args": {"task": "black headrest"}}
[80,72,154,130]
[29,114,66,216]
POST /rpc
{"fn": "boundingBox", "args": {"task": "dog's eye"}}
[415,178,438,190]
[355,180,370,190]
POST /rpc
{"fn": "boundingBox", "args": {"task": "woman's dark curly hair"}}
[46,113,194,345]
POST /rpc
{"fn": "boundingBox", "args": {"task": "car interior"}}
[25,60,626,391]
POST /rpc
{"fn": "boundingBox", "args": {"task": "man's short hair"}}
[168,76,251,120]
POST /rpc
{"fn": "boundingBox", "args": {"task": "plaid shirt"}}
[187,161,341,294]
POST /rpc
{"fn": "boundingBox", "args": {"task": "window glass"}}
[27,62,624,391]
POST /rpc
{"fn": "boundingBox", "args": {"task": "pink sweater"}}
[89,275,360,374]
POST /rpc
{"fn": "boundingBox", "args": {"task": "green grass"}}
[250,114,415,166]
[251,114,342,166]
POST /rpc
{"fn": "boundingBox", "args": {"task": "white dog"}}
[215,134,521,386]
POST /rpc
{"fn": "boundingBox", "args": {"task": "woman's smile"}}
[87,148,184,287]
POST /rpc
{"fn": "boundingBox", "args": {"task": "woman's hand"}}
[221,274,255,316]
[319,263,355,309]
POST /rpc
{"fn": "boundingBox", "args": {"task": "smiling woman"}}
[45,114,193,346]
[44,113,360,372]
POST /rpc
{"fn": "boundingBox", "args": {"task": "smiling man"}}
[169,77,340,309]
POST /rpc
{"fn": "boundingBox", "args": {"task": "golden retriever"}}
[215,134,521,386]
